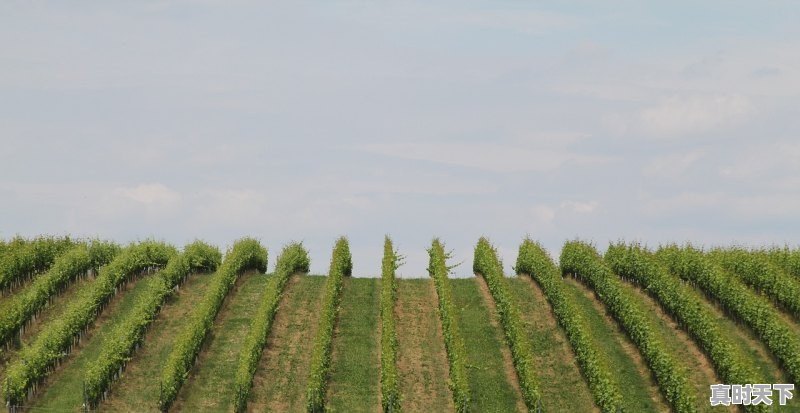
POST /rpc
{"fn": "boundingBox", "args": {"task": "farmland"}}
[0,236,799,412]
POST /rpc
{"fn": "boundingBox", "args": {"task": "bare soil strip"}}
[247,275,327,412]
[394,279,453,413]
[509,276,598,412]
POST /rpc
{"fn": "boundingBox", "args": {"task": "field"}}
[0,236,799,412]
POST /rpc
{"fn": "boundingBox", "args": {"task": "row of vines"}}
[306,237,351,412]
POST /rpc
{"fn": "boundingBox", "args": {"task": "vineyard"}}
[0,236,799,412]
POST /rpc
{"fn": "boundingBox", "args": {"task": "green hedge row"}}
[606,243,767,413]
[0,241,119,347]
[656,245,800,385]
[2,241,175,406]
[427,239,470,413]
[560,241,696,413]
[380,236,401,412]
[515,239,623,413]
[766,246,800,279]
[158,238,268,411]
[473,238,540,412]
[0,236,75,292]
[709,248,800,321]
[234,242,310,412]
[306,237,351,413]
[83,241,221,407]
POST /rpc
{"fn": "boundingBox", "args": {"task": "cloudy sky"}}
[2,1,799,276]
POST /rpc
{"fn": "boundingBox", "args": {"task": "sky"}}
[2,1,800,277]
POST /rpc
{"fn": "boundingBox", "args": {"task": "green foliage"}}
[0,241,119,347]
[427,238,470,413]
[765,246,800,279]
[606,243,768,412]
[380,236,401,413]
[515,239,623,413]
[709,248,800,321]
[0,235,76,292]
[560,241,696,413]
[158,238,267,411]
[2,241,175,406]
[473,238,540,412]
[83,241,221,408]
[234,242,310,412]
[306,237,351,413]
[656,245,800,385]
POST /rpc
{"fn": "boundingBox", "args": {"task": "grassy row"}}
[0,241,119,347]
[473,238,540,412]
[606,243,767,412]
[380,236,401,412]
[657,245,800,384]
[427,239,469,413]
[234,242,310,412]
[710,248,800,321]
[515,239,623,412]
[560,241,696,413]
[306,237,351,413]
[158,238,268,411]
[84,241,222,407]
[2,241,175,406]
[0,236,75,292]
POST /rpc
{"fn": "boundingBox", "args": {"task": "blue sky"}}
[2,1,800,276]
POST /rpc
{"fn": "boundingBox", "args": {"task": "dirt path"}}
[247,275,327,412]
[172,271,269,411]
[563,277,669,412]
[326,277,381,413]
[102,272,215,412]
[394,279,453,413]
[509,276,598,412]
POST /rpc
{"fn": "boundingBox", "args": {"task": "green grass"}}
[247,275,327,412]
[450,278,522,412]
[172,272,271,411]
[327,277,381,413]
[507,277,596,412]
[30,274,155,410]
[561,278,668,413]
[394,278,453,413]
[102,272,215,411]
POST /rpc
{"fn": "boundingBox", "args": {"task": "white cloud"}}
[361,142,610,173]
[560,200,598,213]
[639,94,756,137]
[114,183,181,206]
[643,150,705,178]
[530,205,556,224]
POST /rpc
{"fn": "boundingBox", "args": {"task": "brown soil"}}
[394,279,453,413]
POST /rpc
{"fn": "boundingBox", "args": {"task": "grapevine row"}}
[766,246,800,279]
[234,242,310,412]
[2,241,175,406]
[306,237,351,413]
[605,243,766,413]
[709,248,800,321]
[515,239,623,413]
[0,236,75,293]
[656,245,800,384]
[158,238,268,411]
[0,241,119,347]
[427,238,470,413]
[560,241,696,413]
[83,241,222,408]
[473,238,540,412]
[380,236,401,412]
